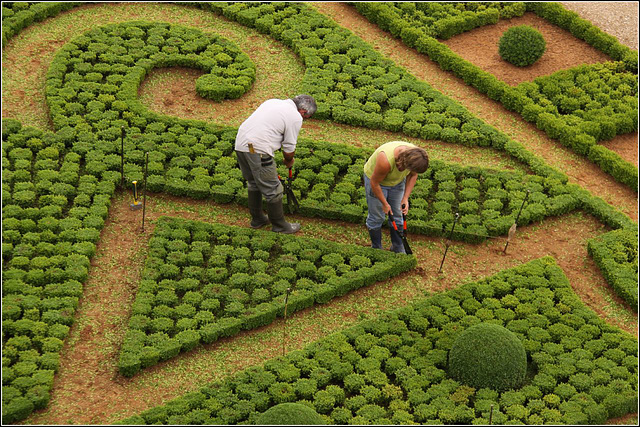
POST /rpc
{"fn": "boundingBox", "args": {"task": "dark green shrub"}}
[256,402,325,425]
[499,25,546,67]
[448,322,527,391]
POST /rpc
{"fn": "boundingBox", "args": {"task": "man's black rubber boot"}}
[389,226,406,254]
[368,227,383,249]
[267,199,300,234]
[248,190,270,229]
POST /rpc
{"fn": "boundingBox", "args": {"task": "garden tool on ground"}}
[130,180,143,210]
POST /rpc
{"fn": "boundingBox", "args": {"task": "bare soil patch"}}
[442,12,613,86]
[600,132,639,167]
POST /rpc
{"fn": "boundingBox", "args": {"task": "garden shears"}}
[389,204,412,255]
[279,167,299,214]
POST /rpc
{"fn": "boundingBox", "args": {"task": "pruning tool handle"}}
[401,203,407,232]
[288,167,293,180]
[389,214,399,231]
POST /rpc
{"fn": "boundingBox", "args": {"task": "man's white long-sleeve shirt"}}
[234,99,303,157]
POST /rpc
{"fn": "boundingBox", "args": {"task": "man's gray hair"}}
[292,94,317,116]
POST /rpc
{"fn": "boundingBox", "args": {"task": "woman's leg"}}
[364,174,387,230]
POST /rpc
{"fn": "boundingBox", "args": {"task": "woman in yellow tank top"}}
[363,141,429,253]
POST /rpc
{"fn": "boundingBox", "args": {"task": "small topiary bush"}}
[448,322,527,391]
[499,25,546,67]
[255,402,325,425]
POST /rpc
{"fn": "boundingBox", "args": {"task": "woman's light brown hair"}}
[397,147,429,174]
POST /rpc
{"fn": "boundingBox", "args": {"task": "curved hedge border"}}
[352,2,639,192]
[2,2,83,47]
[40,18,584,244]
[116,257,638,425]
[587,229,638,310]
[117,216,417,376]
[376,2,528,40]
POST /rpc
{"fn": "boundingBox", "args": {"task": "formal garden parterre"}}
[1,2,638,425]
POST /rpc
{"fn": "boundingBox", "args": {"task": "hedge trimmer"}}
[389,204,412,255]
[279,167,299,214]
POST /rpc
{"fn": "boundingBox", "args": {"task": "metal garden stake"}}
[503,190,530,254]
[142,152,149,232]
[438,212,459,273]
[282,287,292,357]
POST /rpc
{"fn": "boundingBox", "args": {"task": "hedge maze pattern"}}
[117,257,638,425]
[118,216,417,377]
[2,1,638,424]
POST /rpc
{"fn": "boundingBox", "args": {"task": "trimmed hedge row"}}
[118,216,417,376]
[42,16,578,244]
[191,2,565,182]
[2,4,637,423]
[2,2,82,47]
[45,21,255,132]
[587,229,638,310]
[361,2,527,41]
[2,119,116,425]
[117,257,638,425]
[352,2,639,192]
[25,3,640,304]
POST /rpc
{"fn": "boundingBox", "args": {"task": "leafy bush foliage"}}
[256,402,325,425]
[117,257,638,425]
[448,322,528,391]
[117,216,416,376]
[498,25,546,67]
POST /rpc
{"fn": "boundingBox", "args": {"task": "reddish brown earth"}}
[3,2,637,425]
[442,12,613,86]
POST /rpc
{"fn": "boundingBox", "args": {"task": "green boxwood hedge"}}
[117,216,417,376]
[116,257,638,425]
[587,229,638,310]
[352,2,638,192]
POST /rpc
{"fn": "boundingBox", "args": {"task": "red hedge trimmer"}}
[389,204,412,255]
[279,167,299,214]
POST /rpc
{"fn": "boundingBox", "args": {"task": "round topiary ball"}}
[448,322,527,391]
[256,403,325,425]
[498,25,546,67]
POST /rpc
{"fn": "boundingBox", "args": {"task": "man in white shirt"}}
[235,94,316,234]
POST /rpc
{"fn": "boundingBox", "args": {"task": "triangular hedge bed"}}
[117,216,417,377]
[117,256,638,425]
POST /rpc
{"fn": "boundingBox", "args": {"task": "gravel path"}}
[560,1,638,50]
